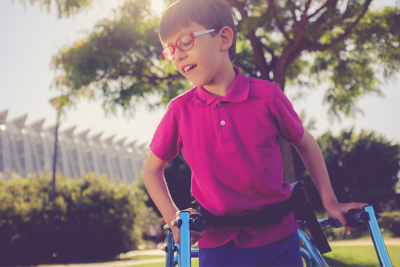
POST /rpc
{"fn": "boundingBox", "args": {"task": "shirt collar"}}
[194,67,249,106]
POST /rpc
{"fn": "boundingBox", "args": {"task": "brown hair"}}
[159,0,237,62]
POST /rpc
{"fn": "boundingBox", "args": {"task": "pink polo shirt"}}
[150,67,304,248]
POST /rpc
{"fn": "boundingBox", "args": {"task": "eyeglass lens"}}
[163,34,194,60]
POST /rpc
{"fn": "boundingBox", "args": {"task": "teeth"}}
[184,65,195,72]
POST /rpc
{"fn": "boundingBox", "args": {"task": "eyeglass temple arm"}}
[193,29,219,36]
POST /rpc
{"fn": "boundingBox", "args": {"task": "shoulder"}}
[168,87,197,108]
[248,77,277,89]
[165,87,197,114]
[247,76,279,99]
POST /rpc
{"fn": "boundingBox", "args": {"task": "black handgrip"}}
[328,209,381,228]
[190,214,206,232]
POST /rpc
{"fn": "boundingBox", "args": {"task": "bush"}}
[379,211,400,237]
[0,172,145,266]
[293,129,400,212]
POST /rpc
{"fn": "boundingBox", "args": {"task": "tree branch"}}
[227,0,271,80]
[93,71,182,86]
[285,48,303,70]
[311,0,339,27]
[260,41,277,68]
[268,0,292,43]
[300,0,313,24]
[286,0,298,22]
[307,0,372,52]
[307,1,329,20]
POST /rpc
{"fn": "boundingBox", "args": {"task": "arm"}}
[142,152,204,244]
[292,130,367,230]
[142,152,179,224]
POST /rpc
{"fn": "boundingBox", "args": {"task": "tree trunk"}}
[274,71,297,184]
[279,137,296,183]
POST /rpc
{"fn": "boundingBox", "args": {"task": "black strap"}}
[196,180,332,254]
[299,201,332,254]
[196,196,295,228]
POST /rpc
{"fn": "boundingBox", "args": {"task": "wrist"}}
[322,197,339,210]
[165,209,180,225]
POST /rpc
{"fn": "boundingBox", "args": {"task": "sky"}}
[0,0,399,147]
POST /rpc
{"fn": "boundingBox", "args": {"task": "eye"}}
[179,36,193,48]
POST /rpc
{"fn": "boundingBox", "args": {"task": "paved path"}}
[39,238,400,267]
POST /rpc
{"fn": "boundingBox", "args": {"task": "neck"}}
[202,63,237,97]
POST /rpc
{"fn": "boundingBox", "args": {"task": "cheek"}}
[173,61,184,75]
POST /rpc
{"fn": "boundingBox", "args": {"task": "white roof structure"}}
[0,110,146,182]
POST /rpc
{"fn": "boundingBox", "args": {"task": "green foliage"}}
[293,129,400,211]
[0,172,146,266]
[12,0,93,18]
[51,0,189,115]
[48,0,399,121]
[311,7,400,119]
[380,211,400,237]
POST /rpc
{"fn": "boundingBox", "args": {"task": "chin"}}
[190,76,211,88]
[190,79,206,88]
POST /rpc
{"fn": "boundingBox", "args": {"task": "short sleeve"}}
[273,83,304,143]
[149,101,181,162]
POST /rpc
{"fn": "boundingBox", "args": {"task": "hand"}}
[324,202,368,231]
[169,208,205,245]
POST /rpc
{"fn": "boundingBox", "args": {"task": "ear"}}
[219,26,234,52]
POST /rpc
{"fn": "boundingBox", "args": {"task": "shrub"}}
[379,211,400,237]
[0,172,145,266]
[293,129,400,212]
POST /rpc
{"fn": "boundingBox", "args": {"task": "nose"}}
[174,47,187,62]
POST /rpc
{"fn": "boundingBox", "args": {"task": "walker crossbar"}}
[164,205,392,267]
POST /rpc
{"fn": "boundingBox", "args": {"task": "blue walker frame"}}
[163,205,392,267]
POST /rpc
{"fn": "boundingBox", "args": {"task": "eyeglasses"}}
[161,29,219,61]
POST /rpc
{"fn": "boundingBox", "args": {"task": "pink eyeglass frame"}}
[161,29,220,61]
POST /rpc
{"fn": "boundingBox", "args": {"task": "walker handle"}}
[171,214,206,232]
[328,209,381,228]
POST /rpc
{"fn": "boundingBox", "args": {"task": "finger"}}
[183,208,203,216]
[358,203,369,209]
[171,220,179,227]
[347,202,368,212]
[335,213,348,230]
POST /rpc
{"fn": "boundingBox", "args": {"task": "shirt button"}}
[217,103,222,107]
[220,120,226,126]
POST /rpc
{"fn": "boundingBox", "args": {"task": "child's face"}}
[165,22,225,88]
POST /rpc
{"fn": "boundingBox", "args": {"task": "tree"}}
[51,0,400,183]
[12,0,93,18]
[293,129,400,211]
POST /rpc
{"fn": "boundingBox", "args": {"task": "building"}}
[0,110,146,182]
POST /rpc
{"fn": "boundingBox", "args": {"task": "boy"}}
[142,0,367,266]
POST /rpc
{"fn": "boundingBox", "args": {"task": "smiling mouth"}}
[183,65,197,72]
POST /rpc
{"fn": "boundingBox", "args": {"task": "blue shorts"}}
[198,231,302,267]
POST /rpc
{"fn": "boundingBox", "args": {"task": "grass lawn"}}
[127,246,400,267]
[323,246,400,267]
